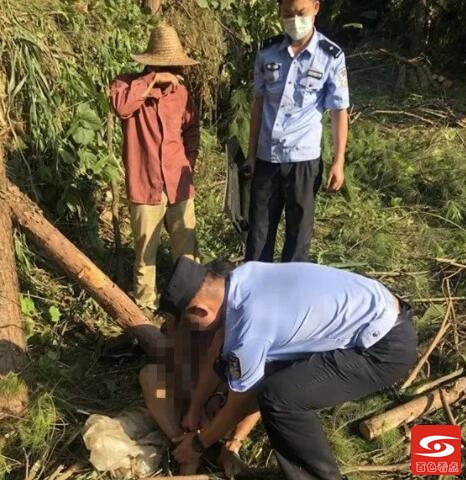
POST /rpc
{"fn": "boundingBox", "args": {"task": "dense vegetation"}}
[0,0,465,479]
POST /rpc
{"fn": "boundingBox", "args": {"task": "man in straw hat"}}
[110,25,200,313]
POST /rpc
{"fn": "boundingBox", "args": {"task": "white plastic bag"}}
[83,408,165,477]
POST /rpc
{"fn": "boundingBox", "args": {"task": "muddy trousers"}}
[257,316,417,480]
[245,158,323,262]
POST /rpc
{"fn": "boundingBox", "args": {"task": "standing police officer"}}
[245,0,350,262]
[164,257,417,480]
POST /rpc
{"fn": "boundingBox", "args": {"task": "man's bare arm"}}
[326,109,348,191]
[199,389,258,448]
[182,327,225,431]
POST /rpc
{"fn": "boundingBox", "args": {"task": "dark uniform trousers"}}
[257,306,418,480]
[245,158,323,262]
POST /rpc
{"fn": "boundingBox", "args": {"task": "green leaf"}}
[48,306,61,323]
[72,127,94,146]
[78,149,98,171]
[77,104,102,131]
[59,149,76,165]
[196,0,209,8]
[20,295,36,317]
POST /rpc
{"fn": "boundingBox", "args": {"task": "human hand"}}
[154,71,184,89]
[240,157,255,180]
[172,432,202,464]
[217,444,249,477]
[326,162,345,191]
[181,407,202,432]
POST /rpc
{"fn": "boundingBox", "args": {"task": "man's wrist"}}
[198,429,215,449]
[332,157,345,167]
[188,401,203,414]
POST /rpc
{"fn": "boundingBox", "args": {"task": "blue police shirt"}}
[222,262,398,392]
[254,30,350,163]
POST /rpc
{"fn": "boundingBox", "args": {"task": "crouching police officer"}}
[162,257,417,480]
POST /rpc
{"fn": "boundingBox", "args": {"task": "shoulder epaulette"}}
[319,39,343,58]
[260,34,285,50]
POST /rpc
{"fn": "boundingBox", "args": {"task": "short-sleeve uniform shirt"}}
[222,262,399,392]
[254,30,350,163]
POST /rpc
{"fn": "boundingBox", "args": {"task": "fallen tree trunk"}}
[6,181,162,356]
[0,72,28,418]
[359,377,466,440]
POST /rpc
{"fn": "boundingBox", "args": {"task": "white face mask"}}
[282,15,315,41]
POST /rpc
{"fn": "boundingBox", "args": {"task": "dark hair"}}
[205,259,235,278]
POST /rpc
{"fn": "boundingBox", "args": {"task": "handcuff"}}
[192,433,206,454]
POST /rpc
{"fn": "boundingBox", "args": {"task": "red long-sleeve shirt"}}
[110,71,200,205]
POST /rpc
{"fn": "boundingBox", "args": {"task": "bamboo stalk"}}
[372,109,436,125]
[413,368,463,394]
[342,462,410,474]
[439,388,457,424]
[435,257,466,269]
[401,299,452,390]
[411,296,466,303]
[107,110,124,287]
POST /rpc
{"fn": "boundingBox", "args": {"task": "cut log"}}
[359,377,466,440]
[0,71,28,417]
[6,181,162,356]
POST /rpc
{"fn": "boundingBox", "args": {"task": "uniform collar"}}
[281,28,319,58]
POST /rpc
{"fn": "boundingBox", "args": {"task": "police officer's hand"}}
[218,445,249,477]
[240,157,255,180]
[326,163,345,191]
[172,432,202,464]
[181,407,207,432]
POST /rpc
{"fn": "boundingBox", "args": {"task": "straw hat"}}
[131,25,199,66]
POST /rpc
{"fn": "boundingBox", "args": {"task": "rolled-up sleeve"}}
[254,51,266,97]
[110,72,155,119]
[323,53,350,110]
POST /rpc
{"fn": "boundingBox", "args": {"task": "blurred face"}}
[280,0,320,19]
[145,65,184,75]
